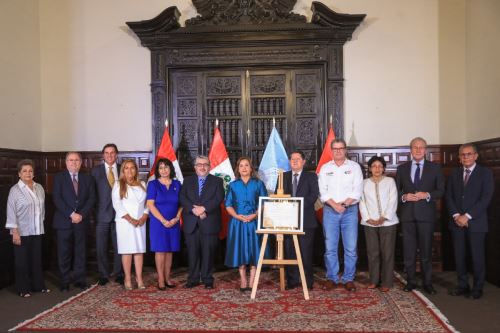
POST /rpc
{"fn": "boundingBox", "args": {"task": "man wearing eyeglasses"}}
[318,139,363,292]
[445,143,494,300]
[396,137,445,295]
[179,155,225,289]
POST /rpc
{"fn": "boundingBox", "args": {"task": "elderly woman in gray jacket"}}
[5,159,50,297]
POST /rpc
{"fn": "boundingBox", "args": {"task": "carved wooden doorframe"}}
[127,1,365,168]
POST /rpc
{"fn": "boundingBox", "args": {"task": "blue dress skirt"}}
[147,179,181,252]
[224,178,268,267]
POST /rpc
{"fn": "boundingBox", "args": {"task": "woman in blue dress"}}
[224,157,267,291]
[146,158,182,290]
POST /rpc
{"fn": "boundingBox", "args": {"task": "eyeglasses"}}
[332,148,346,152]
[195,163,210,167]
[460,152,476,158]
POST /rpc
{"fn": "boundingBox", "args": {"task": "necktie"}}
[464,168,471,185]
[199,177,205,196]
[414,163,421,187]
[72,174,78,195]
[292,173,298,197]
[107,166,115,187]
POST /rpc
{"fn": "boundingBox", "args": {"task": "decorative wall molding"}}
[1,137,498,288]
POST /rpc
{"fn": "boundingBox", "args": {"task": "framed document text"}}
[257,197,304,233]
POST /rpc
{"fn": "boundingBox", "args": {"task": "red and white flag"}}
[208,120,235,239]
[149,121,183,183]
[316,125,336,174]
[315,123,336,221]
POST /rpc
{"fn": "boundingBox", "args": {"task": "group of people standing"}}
[5,137,494,301]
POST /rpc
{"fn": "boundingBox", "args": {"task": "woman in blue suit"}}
[224,157,267,292]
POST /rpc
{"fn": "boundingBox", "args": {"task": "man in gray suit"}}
[91,143,123,285]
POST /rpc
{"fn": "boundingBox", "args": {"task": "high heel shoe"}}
[136,280,146,290]
[157,284,166,291]
[124,279,133,291]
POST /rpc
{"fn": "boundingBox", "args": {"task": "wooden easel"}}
[251,170,309,300]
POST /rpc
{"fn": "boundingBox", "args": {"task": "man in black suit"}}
[53,152,95,291]
[179,155,225,289]
[446,143,494,300]
[91,143,123,286]
[277,151,319,290]
[396,137,445,295]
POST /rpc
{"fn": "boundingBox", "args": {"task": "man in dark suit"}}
[446,143,494,300]
[396,137,445,295]
[277,150,319,290]
[179,155,225,289]
[53,152,95,291]
[91,143,123,286]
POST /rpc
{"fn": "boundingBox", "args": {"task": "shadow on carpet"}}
[11,269,457,332]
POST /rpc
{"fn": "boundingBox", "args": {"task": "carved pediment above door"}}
[126,2,365,169]
[185,0,306,26]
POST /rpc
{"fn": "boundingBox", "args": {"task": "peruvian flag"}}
[149,120,183,183]
[315,123,336,222]
[208,120,235,239]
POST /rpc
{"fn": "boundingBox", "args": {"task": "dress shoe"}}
[344,281,356,292]
[366,283,377,289]
[115,276,124,285]
[471,290,483,300]
[422,285,437,295]
[205,283,214,289]
[449,287,470,297]
[379,286,390,292]
[403,283,417,292]
[323,280,338,290]
[285,283,299,290]
[60,284,69,292]
[98,278,109,286]
[184,282,200,289]
[157,284,166,291]
[166,283,176,289]
[74,282,89,290]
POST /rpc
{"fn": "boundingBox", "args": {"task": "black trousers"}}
[96,220,122,279]
[452,228,486,292]
[14,235,46,293]
[401,221,434,286]
[284,227,316,288]
[184,226,219,285]
[56,223,87,285]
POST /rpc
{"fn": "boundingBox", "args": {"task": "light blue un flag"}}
[258,127,291,193]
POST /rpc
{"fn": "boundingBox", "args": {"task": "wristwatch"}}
[341,203,348,208]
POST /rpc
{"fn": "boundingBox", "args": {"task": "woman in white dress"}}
[359,156,399,292]
[112,159,149,290]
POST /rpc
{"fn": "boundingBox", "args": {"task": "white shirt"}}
[318,159,363,203]
[5,180,45,236]
[359,177,399,227]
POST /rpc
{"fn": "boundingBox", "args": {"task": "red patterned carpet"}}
[12,270,456,332]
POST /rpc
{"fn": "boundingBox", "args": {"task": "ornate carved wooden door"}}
[171,67,323,171]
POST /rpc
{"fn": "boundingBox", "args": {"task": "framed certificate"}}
[257,197,304,233]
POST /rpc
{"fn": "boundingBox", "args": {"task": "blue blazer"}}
[445,164,494,232]
[52,171,95,230]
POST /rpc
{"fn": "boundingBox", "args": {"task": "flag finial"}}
[273,117,276,127]
[329,115,332,127]
[165,119,169,127]
[216,118,219,127]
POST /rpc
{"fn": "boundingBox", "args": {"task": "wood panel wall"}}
[1,139,498,288]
